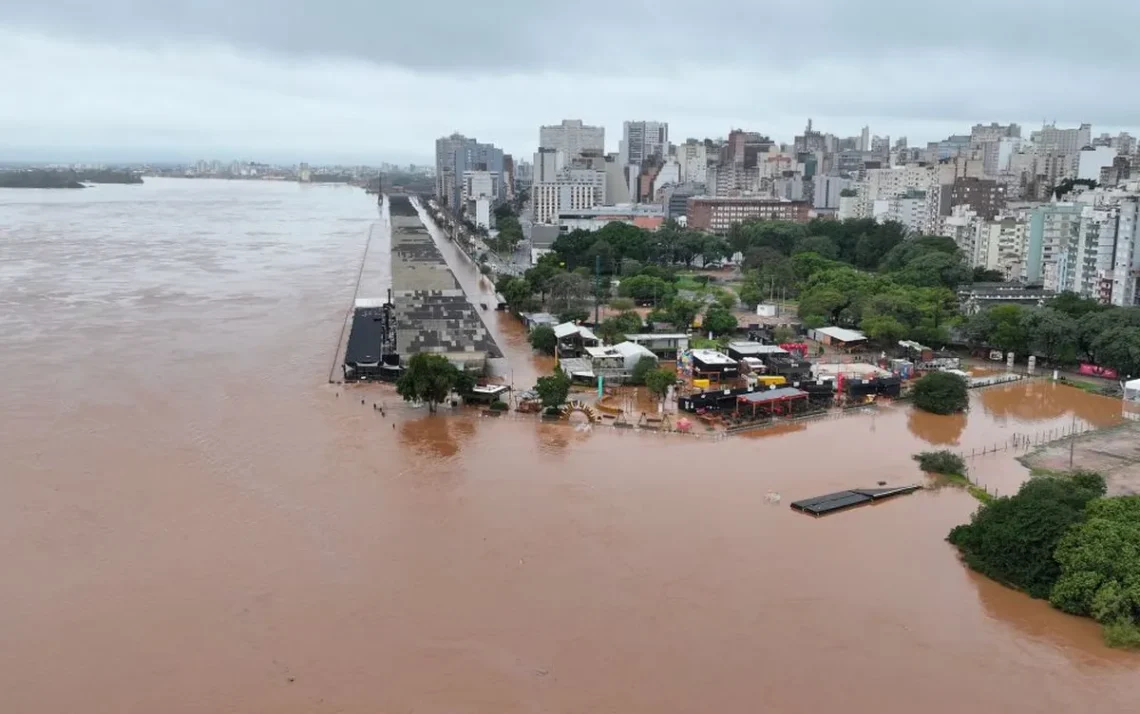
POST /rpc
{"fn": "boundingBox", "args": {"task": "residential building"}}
[970,122,1021,143]
[687,196,810,234]
[539,119,605,161]
[1078,146,1118,181]
[872,189,935,235]
[1026,203,1082,289]
[950,177,1006,220]
[619,121,669,169]
[677,140,708,184]
[1032,123,1092,154]
[435,135,504,212]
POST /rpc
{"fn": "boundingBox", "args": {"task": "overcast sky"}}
[2,1,1138,165]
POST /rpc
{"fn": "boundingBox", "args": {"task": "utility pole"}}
[594,254,601,326]
[1069,412,1077,469]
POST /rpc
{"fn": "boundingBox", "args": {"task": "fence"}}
[959,419,1096,461]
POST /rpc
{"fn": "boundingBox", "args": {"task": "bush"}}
[529,325,557,355]
[912,371,969,415]
[488,400,509,412]
[913,450,966,476]
[536,371,571,408]
[1048,494,1140,647]
[630,356,657,385]
[947,473,1106,599]
[543,406,563,417]
[610,297,636,311]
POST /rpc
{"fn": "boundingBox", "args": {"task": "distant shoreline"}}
[0,169,144,189]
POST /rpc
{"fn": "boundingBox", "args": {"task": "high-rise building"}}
[677,139,708,185]
[1032,123,1092,154]
[538,119,605,161]
[619,121,669,168]
[860,125,871,152]
[434,133,505,211]
[950,177,1007,220]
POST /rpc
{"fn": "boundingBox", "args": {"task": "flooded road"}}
[1,179,1137,714]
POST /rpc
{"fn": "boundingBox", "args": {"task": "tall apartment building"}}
[1032,123,1092,154]
[677,140,708,185]
[434,133,504,211]
[872,189,936,235]
[619,121,669,169]
[950,177,1006,220]
[538,119,605,161]
[1027,203,1083,290]
[970,122,1021,143]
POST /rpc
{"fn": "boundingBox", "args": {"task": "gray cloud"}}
[3,0,1139,72]
[1,2,1138,162]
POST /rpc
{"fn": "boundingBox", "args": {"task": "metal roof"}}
[736,387,808,404]
[813,326,867,343]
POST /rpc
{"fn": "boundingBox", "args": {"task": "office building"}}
[687,196,810,234]
[539,119,605,161]
[619,121,669,168]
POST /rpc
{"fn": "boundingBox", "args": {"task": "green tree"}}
[529,325,557,356]
[948,473,1106,599]
[1048,291,1107,320]
[972,267,1005,282]
[792,235,839,260]
[861,314,909,346]
[396,353,460,413]
[912,371,969,415]
[610,297,636,311]
[879,235,959,272]
[772,325,795,343]
[893,251,972,290]
[548,271,592,315]
[715,289,737,310]
[645,368,675,401]
[668,297,700,331]
[536,371,571,408]
[617,274,673,304]
[630,355,658,385]
[1024,308,1080,365]
[597,311,644,345]
[703,305,738,336]
[497,276,534,312]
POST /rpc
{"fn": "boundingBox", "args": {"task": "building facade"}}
[538,119,605,162]
[687,197,810,234]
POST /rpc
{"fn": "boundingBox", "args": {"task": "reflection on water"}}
[908,410,967,445]
[2,180,1138,714]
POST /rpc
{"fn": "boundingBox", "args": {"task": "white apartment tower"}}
[538,119,605,162]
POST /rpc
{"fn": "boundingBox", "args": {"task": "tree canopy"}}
[395,353,463,413]
[536,371,571,408]
[645,368,675,400]
[529,325,557,356]
[948,473,1107,599]
[912,371,969,415]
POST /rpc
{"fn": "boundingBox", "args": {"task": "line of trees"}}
[964,293,1140,378]
[948,472,1140,649]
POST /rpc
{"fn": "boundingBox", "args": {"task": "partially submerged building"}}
[559,341,657,383]
[343,195,498,379]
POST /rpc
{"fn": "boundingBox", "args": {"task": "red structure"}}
[735,387,809,418]
[779,342,808,358]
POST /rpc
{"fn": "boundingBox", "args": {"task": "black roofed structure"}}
[790,485,922,516]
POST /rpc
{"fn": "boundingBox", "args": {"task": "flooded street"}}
[1,179,1137,713]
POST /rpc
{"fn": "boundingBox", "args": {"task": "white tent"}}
[1124,378,1140,403]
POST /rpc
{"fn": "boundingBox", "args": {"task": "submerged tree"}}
[536,370,571,409]
[529,325,557,356]
[912,371,969,415]
[396,353,461,413]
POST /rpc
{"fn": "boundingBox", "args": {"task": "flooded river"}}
[2,179,1137,713]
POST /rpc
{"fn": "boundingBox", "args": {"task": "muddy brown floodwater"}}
[1,179,1137,714]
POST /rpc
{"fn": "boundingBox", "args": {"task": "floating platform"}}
[790,485,922,516]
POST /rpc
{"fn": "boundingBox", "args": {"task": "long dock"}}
[790,485,922,516]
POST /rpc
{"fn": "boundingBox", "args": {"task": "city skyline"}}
[4,1,1140,163]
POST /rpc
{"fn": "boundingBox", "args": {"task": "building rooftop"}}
[813,326,867,343]
[691,348,737,366]
[728,340,788,356]
[737,387,808,404]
